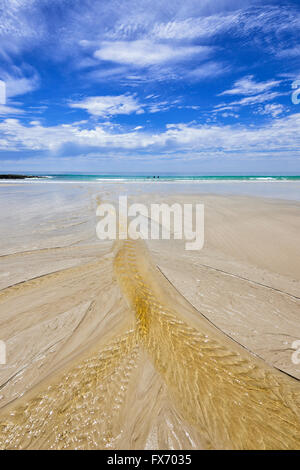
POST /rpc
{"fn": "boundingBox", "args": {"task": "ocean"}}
[1,173,300,201]
[21,174,300,182]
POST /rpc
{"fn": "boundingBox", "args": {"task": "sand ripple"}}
[0,240,299,449]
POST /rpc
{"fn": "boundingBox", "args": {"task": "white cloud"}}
[0,66,39,98]
[219,75,280,96]
[0,66,39,115]
[276,46,300,58]
[217,76,285,110]
[1,2,300,66]
[221,112,239,118]
[214,105,236,112]
[70,94,184,117]
[256,103,285,117]
[69,94,144,117]
[86,66,129,82]
[1,113,300,158]
[94,40,211,67]
[152,13,239,40]
[0,0,42,54]
[229,91,283,107]
[0,104,24,115]
[188,62,229,80]
[240,6,300,37]
[5,75,39,98]
[151,7,300,43]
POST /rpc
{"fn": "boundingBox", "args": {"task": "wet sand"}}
[0,183,299,449]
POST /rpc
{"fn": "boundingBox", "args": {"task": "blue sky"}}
[0,0,300,174]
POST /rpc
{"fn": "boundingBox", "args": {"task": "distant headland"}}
[0,174,43,180]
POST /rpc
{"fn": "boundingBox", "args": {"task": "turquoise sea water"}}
[20,174,300,182]
[1,174,300,201]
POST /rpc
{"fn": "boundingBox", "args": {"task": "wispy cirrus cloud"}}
[151,13,239,40]
[219,75,281,96]
[150,6,300,42]
[1,2,300,65]
[2,2,299,88]
[216,75,285,112]
[229,91,284,107]
[188,62,230,80]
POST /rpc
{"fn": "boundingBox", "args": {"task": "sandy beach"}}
[0,181,299,449]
